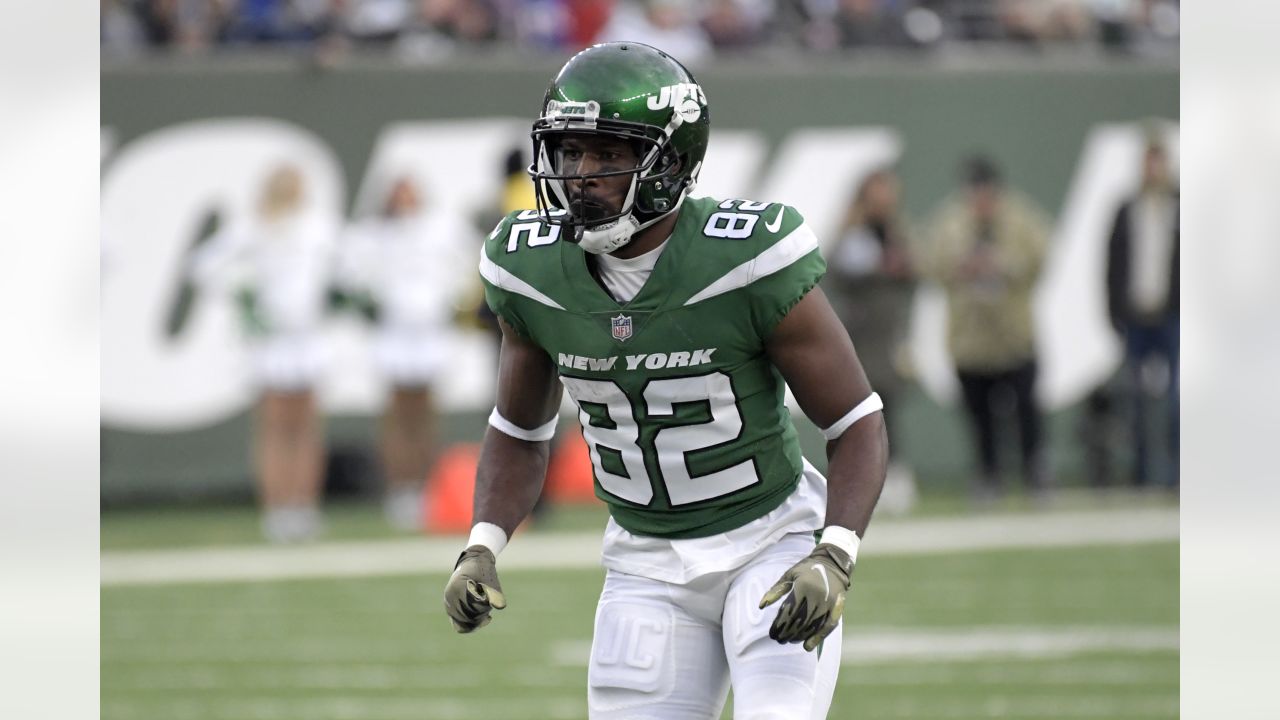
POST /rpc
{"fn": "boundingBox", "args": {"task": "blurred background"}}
[101,2,1179,718]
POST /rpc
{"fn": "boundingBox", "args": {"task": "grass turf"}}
[102,541,1177,720]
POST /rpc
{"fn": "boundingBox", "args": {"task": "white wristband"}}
[819,525,861,564]
[820,392,883,440]
[488,408,558,442]
[466,521,509,556]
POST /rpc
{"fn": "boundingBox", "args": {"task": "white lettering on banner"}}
[100,118,1173,430]
[695,132,769,202]
[101,127,116,164]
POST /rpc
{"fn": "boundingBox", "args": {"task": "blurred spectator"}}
[924,155,1049,500]
[516,0,615,50]
[822,168,919,513]
[1078,382,1122,488]
[136,0,236,50]
[189,164,338,542]
[1139,0,1181,46]
[102,0,148,56]
[342,0,415,44]
[222,0,336,45]
[451,0,503,40]
[773,0,837,51]
[564,0,619,48]
[1099,0,1179,54]
[597,0,712,64]
[501,144,538,213]
[515,0,573,50]
[336,175,474,530]
[1105,133,1178,488]
[418,0,503,42]
[471,145,537,240]
[997,0,1093,45]
[396,0,504,60]
[834,0,909,48]
[701,0,770,51]
[944,0,1005,41]
[135,0,182,46]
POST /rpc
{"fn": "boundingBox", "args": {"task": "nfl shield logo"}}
[611,314,633,342]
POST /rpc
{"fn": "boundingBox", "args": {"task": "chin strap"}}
[577,214,641,255]
[577,193,688,255]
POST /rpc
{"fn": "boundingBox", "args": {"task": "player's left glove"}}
[443,546,507,633]
[759,543,854,652]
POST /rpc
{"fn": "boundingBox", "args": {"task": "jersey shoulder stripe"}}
[478,243,564,310]
[684,221,820,306]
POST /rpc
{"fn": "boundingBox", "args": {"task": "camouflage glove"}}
[443,546,507,633]
[759,544,854,652]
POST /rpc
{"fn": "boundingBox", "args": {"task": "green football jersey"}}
[480,196,826,539]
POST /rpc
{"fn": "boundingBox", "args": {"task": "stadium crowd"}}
[101,0,1179,60]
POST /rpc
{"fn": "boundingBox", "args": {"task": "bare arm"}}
[473,318,564,537]
[188,226,249,287]
[765,286,888,537]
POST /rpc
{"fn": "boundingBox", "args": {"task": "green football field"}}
[102,509,1178,720]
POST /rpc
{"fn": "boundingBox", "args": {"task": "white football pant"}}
[587,532,841,719]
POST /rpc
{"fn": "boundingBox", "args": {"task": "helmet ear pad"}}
[633,148,686,217]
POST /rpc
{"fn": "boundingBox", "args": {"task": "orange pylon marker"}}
[544,429,600,504]
[423,443,481,534]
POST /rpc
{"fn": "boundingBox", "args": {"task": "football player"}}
[443,42,888,718]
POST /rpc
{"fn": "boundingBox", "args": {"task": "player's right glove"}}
[759,543,854,652]
[442,545,507,633]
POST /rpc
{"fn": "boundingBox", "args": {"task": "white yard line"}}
[550,626,1179,668]
[838,626,1179,664]
[101,507,1177,586]
[104,697,586,720]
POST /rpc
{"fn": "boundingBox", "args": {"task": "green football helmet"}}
[530,42,710,254]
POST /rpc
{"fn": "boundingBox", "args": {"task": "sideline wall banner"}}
[101,59,1177,495]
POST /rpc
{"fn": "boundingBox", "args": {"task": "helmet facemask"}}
[530,100,690,254]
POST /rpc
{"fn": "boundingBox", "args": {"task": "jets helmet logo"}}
[647,83,706,123]
[611,314,633,342]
